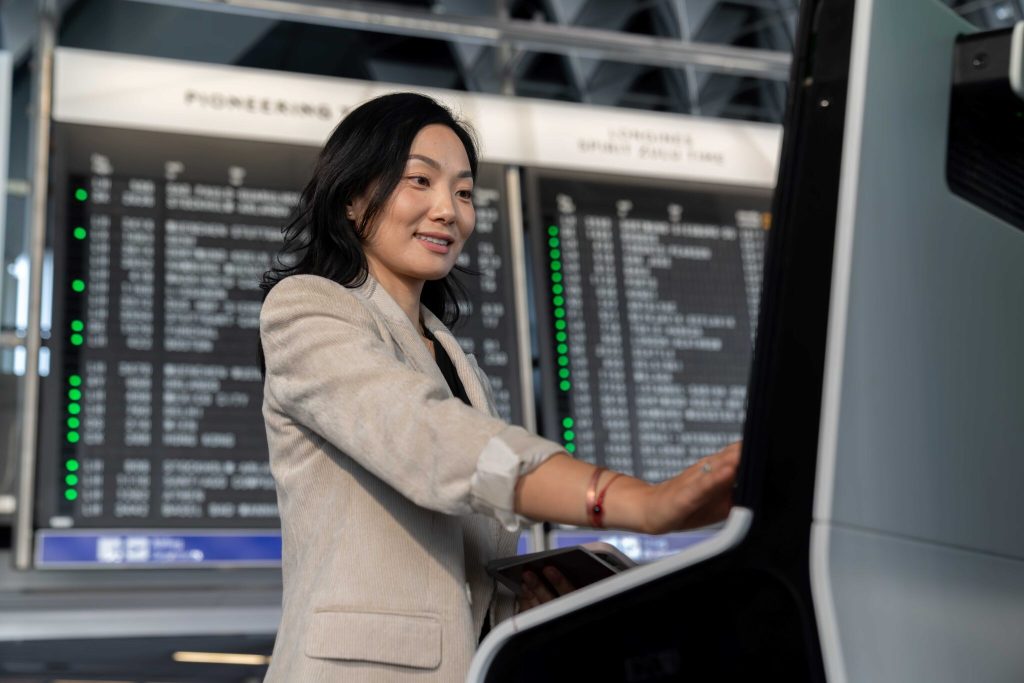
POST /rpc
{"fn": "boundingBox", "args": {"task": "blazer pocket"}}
[304,610,441,669]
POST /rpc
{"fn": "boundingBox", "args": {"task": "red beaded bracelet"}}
[586,467,623,528]
[585,467,605,527]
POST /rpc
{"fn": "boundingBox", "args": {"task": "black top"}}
[423,327,493,641]
[423,328,472,407]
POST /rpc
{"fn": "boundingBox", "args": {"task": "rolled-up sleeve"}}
[261,275,563,530]
[471,426,563,530]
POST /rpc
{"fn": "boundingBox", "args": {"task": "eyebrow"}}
[408,154,473,179]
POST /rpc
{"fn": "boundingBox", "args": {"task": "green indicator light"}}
[554,320,567,331]
[73,227,87,240]
[68,403,81,415]
[551,272,563,284]
[562,417,575,429]
[557,343,568,354]
[70,319,84,332]
[553,295,564,307]
[65,489,78,501]
[563,430,575,441]
[67,417,80,429]
[69,374,82,387]
[552,284,563,295]
[66,459,80,472]
[65,474,79,486]
[67,431,80,444]
[70,333,84,346]
[74,188,89,202]
[71,279,86,292]
[555,331,567,342]
[557,356,569,367]
[68,388,82,401]
[558,368,570,379]
[548,237,559,248]
[548,225,559,237]
[565,443,576,454]
[553,308,565,319]
[559,380,572,391]
[550,261,562,272]
[549,249,561,260]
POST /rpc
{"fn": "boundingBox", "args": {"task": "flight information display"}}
[451,164,525,428]
[527,169,771,482]
[37,123,523,546]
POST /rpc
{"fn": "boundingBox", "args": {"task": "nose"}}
[429,190,456,225]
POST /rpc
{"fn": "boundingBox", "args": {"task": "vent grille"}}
[947,87,1024,232]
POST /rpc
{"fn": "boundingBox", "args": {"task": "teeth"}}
[417,235,449,246]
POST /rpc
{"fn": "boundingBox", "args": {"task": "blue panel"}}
[548,529,716,564]
[36,530,281,568]
[517,534,532,555]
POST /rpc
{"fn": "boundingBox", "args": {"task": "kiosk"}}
[469,0,1024,680]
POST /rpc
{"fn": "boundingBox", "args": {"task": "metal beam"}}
[15,0,57,570]
[124,0,792,80]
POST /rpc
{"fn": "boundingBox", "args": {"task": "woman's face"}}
[357,124,476,294]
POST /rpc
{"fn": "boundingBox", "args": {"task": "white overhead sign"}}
[53,48,780,187]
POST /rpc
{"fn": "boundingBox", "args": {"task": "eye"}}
[457,189,474,201]
[408,175,430,186]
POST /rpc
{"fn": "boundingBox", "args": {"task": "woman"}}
[258,92,740,681]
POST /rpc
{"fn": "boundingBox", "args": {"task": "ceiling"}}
[2,0,1021,125]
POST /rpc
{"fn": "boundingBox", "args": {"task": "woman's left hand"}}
[517,566,576,612]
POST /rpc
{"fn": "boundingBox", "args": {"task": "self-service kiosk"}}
[469,0,1024,680]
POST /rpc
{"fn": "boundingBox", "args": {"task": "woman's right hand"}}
[516,566,576,612]
[643,441,741,535]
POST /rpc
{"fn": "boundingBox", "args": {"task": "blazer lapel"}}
[354,276,447,385]
[421,307,493,414]
[354,275,491,413]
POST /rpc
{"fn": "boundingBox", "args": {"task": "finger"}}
[522,570,556,603]
[701,444,740,474]
[542,566,576,595]
[705,449,739,482]
[524,573,557,602]
[719,442,742,467]
[518,582,538,611]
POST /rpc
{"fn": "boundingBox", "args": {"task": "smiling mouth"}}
[415,234,453,246]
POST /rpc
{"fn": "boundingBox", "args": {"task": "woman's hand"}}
[643,441,741,535]
[516,566,576,612]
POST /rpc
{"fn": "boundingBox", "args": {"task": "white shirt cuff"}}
[469,425,563,531]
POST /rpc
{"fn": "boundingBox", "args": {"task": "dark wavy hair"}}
[258,92,479,372]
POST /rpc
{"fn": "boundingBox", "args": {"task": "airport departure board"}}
[451,164,525,428]
[37,123,522,545]
[527,169,771,482]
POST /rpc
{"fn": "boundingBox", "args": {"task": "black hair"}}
[258,92,479,373]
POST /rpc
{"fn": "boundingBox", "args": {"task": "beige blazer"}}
[260,274,561,682]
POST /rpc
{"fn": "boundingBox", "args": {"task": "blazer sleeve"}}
[260,275,563,530]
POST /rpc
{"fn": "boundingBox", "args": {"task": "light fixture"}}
[172,651,270,665]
